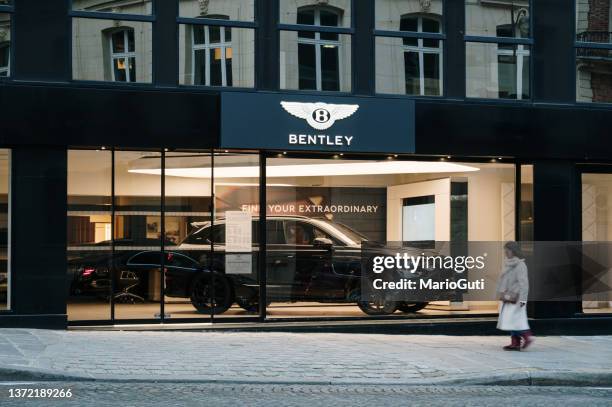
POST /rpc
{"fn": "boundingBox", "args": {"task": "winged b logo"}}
[280,102,359,131]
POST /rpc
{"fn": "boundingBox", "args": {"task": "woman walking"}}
[496,241,533,351]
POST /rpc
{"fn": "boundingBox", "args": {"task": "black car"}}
[68,217,439,315]
[175,216,434,315]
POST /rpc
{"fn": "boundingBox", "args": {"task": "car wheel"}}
[357,295,397,315]
[397,302,428,313]
[190,273,233,315]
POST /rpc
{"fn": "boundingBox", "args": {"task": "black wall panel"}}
[10,148,67,324]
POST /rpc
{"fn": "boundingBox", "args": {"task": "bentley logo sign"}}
[280,102,359,131]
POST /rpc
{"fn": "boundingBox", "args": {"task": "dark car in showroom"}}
[68,217,445,315]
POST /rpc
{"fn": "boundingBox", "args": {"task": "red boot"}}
[503,335,521,351]
[520,331,534,350]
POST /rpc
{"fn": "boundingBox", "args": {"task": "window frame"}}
[109,28,137,83]
[278,0,355,94]
[464,0,534,102]
[0,2,14,79]
[191,15,233,87]
[69,0,157,85]
[177,7,257,89]
[574,0,612,105]
[374,3,446,98]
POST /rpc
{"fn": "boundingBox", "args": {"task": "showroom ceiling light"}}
[129,160,479,179]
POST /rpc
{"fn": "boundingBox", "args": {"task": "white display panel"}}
[402,202,435,242]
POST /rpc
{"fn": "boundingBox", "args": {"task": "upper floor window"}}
[0,8,12,78]
[178,1,255,88]
[374,0,444,96]
[576,0,612,103]
[109,29,136,83]
[279,1,352,92]
[465,0,532,100]
[71,2,153,83]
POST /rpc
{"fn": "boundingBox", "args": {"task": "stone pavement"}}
[0,329,611,386]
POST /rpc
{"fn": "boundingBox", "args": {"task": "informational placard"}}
[225,211,252,274]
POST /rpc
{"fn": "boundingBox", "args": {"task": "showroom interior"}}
[0,0,612,329]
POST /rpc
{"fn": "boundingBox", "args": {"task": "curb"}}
[1,366,611,387]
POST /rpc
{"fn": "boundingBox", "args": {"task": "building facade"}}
[0,0,611,328]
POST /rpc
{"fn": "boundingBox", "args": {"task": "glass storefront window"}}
[582,172,612,314]
[466,42,530,100]
[67,150,112,321]
[0,150,9,310]
[72,18,153,83]
[263,157,515,319]
[179,0,255,22]
[0,13,10,78]
[179,24,255,88]
[520,165,534,241]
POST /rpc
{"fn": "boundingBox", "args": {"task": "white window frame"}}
[297,7,343,91]
[192,21,232,87]
[0,44,9,77]
[109,29,136,83]
[496,24,530,100]
[401,15,443,96]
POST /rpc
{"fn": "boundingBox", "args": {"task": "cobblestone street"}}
[1,382,612,407]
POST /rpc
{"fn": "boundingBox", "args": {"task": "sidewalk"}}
[0,329,611,386]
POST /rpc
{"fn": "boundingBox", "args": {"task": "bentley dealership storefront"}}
[1,0,612,329]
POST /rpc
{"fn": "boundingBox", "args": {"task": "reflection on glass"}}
[466,42,530,100]
[67,150,112,321]
[280,31,351,92]
[114,151,162,320]
[582,172,612,314]
[0,151,8,310]
[265,158,514,319]
[72,18,152,83]
[0,13,10,77]
[179,25,253,87]
[210,154,261,318]
[520,165,533,241]
[163,153,213,320]
[179,0,255,22]
[576,0,612,44]
[576,48,612,103]
[375,0,443,30]
[72,0,153,15]
[280,0,351,27]
[465,0,530,38]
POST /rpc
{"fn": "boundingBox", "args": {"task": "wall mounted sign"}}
[220,92,415,153]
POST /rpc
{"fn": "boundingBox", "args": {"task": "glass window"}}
[576,1,612,103]
[375,0,443,30]
[179,0,255,22]
[466,0,530,38]
[582,172,612,314]
[465,1,531,100]
[280,4,352,92]
[179,22,255,87]
[72,0,153,15]
[0,150,9,311]
[72,18,152,83]
[264,157,516,320]
[466,42,530,100]
[280,0,351,27]
[0,13,10,77]
[376,10,444,96]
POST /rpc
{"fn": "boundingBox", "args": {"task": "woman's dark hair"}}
[504,241,524,259]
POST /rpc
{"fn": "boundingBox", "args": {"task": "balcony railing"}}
[577,31,612,44]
